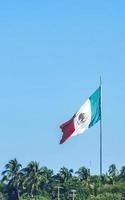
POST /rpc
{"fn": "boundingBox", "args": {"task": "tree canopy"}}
[1,159,125,200]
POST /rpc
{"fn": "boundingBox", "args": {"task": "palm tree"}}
[58,167,73,183]
[1,158,22,200]
[40,167,53,183]
[76,166,90,183]
[119,166,125,181]
[40,166,53,193]
[108,164,118,184]
[22,161,43,198]
[101,173,113,185]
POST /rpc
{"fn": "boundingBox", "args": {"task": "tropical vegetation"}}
[0,159,125,199]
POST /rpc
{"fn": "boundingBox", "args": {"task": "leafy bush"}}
[87,193,122,200]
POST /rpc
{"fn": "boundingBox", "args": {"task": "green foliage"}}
[20,196,49,200]
[76,166,90,183]
[100,182,125,197]
[22,161,43,197]
[1,159,23,200]
[0,192,6,200]
[87,193,122,200]
[1,159,125,200]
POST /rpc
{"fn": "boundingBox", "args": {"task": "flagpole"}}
[100,76,103,176]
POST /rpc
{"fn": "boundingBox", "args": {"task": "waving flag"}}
[60,87,101,144]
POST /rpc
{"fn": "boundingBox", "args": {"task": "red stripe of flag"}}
[60,115,75,144]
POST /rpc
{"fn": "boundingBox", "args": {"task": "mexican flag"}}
[60,87,101,144]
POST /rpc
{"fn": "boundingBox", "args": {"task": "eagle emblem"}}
[78,113,86,123]
[77,112,89,125]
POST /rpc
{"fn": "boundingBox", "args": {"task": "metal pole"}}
[56,186,63,200]
[71,190,76,200]
[72,191,75,200]
[100,76,103,176]
[58,187,59,200]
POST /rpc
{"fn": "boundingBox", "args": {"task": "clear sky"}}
[0,0,125,175]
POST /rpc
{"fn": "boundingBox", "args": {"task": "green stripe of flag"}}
[89,87,101,128]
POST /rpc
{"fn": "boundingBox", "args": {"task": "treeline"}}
[0,159,125,200]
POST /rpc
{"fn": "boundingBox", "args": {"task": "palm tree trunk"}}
[17,189,20,200]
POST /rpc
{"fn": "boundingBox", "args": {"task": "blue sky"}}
[0,0,125,175]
